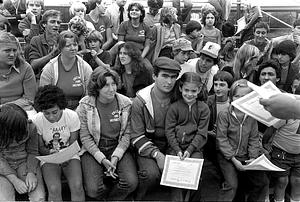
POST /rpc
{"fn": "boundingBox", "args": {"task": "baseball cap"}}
[200,41,221,59]
[172,38,194,52]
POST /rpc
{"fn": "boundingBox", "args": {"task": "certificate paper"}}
[232,81,281,127]
[160,155,204,190]
[244,154,285,171]
[36,141,80,164]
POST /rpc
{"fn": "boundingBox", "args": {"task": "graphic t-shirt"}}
[32,108,80,150]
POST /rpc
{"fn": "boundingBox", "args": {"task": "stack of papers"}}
[244,154,285,171]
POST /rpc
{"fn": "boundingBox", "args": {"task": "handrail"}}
[261,10,293,29]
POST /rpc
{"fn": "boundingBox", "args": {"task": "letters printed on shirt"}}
[99,25,105,33]
[110,109,121,122]
[138,30,145,37]
[72,76,83,87]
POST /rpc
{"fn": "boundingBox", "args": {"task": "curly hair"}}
[34,85,67,112]
[127,2,145,23]
[68,16,89,36]
[115,42,143,75]
[0,103,28,148]
[201,9,218,26]
[257,59,281,80]
[147,0,163,9]
[87,68,120,97]
[159,7,177,25]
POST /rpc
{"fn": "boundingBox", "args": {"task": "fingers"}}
[259,98,270,106]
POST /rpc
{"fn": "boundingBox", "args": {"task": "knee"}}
[47,183,61,195]
[85,183,104,199]
[138,168,160,187]
[276,176,289,189]
[125,175,138,193]
[69,181,84,193]
[290,176,300,186]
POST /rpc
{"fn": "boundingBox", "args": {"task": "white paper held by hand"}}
[160,155,204,190]
[36,141,80,164]
[244,154,285,171]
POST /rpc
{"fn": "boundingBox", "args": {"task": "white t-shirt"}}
[32,108,80,150]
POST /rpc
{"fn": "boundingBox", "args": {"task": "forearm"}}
[31,54,52,72]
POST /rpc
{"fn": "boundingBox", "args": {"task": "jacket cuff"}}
[94,151,106,164]
[186,145,195,155]
[174,146,181,154]
[112,147,125,160]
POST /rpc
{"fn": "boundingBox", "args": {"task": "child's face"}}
[205,13,215,27]
[43,105,63,123]
[232,87,251,102]
[180,82,201,105]
[254,28,267,43]
[292,79,300,94]
[190,29,201,39]
[174,50,190,64]
[88,39,101,51]
[214,80,229,99]
[27,0,42,16]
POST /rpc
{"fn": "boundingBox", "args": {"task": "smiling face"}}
[119,47,132,65]
[0,43,18,68]
[45,16,61,35]
[42,105,63,123]
[153,70,178,94]
[180,82,200,105]
[98,76,117,103]
[129,5,141,19]
[254,27,267,43]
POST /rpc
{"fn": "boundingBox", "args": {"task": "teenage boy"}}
[184,20,203,55]
[130,57,181,200]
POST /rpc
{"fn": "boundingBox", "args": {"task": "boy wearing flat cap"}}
[130,57,181,200]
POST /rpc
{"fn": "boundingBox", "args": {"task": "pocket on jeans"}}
[271,148,285,160]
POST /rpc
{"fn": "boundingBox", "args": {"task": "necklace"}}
[0,68,12,81]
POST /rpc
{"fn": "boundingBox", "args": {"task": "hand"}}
[22,29,30,37]
[110,156,119,175]
[177,151,183,160]
[182,151,190,160]
[102,158,118,179]
[25,172,37,192]
[11,177,28,194]
[155,151,165,172]
[49,45,60,58]
[244,158,255,164]
[26,10,36,22]
[49,149,59,154]
[259,94,297,119]
[90,49,98,58]
[231,157,245,171]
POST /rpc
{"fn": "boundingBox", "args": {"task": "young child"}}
[216,79,269,202]
[0,103,45,201]
[83,30,111,70]
[199,9,222,49]
[204,70,234,163]
[32,85,85,201]
[165,72,210,201]
[68,15,89,54]
[184,20,203,56]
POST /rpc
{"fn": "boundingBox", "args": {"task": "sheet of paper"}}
[232,81,281,127]
[244,154,285,171]
[36,141,80,164]
[160,155,204,190]
[235,16,246,35]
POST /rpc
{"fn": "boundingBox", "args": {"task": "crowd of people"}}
[1,0,300,201]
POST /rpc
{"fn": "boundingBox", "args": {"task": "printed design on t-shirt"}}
[72,76,83,87]
[110,110,121,122]
[138,30,145,37]
[48,132,65,150]
[99,25,105,33]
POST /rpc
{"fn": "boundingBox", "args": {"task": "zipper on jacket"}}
[232,111,247,155]
[182,132,186,144]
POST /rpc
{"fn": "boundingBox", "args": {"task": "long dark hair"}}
[0,103,28,148]
[173,72,208,102]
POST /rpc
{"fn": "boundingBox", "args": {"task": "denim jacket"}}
[0,121,39,176]
[76,94,132,164]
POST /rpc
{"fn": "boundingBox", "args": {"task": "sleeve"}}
[130,97,159,158]
[216,111,236,160]
[28,36,42,62]
[18,18,40,43]
[0,155,16,176]
[67,109,81,132]
[76,102,106,163]
[187,103,210,154]
[112,104,131,160]
[165,104,181,153]
[26,122,39,174]
[118,21,126,37]
[83,63,93,95]
[247,119,261,159]
[9,64,36,109]
[100,51,111,65]
[105,16,113,28]
[144,23,152,39]
[39,62,54,87]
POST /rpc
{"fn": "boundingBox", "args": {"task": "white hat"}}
[200,42,221,59]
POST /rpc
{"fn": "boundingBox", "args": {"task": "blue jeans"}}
[217,152,269,202]
[134,155,162,200]
[0,163,45,201]
[81,151,138,200]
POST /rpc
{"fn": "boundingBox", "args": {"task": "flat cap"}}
[154,57,181,72]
